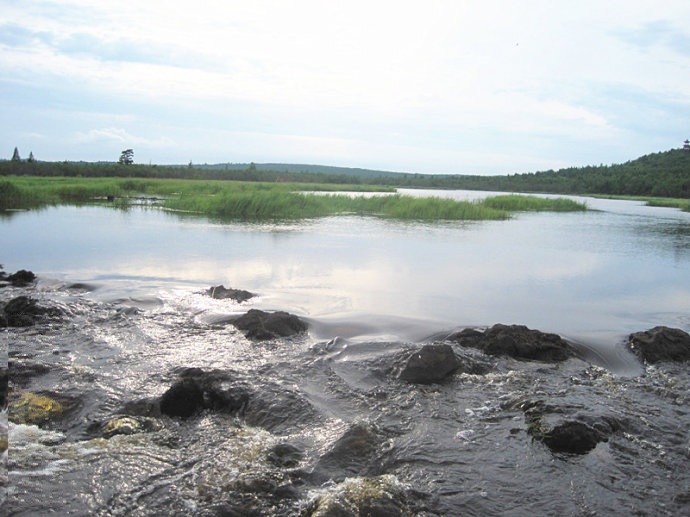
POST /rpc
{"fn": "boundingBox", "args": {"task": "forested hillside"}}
[2,148,688,198]
[389,148,689,197]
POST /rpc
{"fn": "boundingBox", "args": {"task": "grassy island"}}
[0,176,587,221]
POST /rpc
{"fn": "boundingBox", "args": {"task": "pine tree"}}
[118,149,134,165]
[11,147,20,161]
[28,151,35,163]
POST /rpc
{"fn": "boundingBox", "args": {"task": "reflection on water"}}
[3,192,690,348]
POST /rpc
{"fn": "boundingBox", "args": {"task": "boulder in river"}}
[0,268,36,287]
[206,284,255,302]
[628,326,690,364]
[2,295,60,327]
[305,474,430,517]
[450,323,577,362]
[9,391,78,426]
[7,269,37,286]
[522,400,621,455]
[232,309,308,340]
[398,343,461,383]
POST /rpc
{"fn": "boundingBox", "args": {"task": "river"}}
[2,190,690,515]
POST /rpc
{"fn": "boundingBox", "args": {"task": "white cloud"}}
[75,127,174,148]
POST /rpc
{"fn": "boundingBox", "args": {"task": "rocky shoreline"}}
[3,270,690,515]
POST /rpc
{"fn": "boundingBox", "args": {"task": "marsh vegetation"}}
[0,176,587,221]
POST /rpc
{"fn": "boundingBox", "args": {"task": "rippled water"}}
[3,191,690,515]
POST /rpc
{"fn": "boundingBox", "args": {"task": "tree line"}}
[1,148,688,198]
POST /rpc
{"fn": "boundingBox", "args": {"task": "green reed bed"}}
[481,194,587,212]
[1,175,587,221]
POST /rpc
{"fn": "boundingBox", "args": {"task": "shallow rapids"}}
[3,280,690,516]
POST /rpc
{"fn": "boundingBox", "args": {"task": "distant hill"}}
[193,162,404,179]
[414,148,690,198]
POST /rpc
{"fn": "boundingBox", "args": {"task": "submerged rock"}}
[98,416,163,438]
[266,442,305,468]
[628,326,690,364]
[232,309,308,340]
[315,422,383,481]
[9,391,78,426]
[157,369,316,433]
[306,474,431,517]
[398,344,460,383]
[450,323,577,362]
[0,367,7,408]
[206,284,255,302]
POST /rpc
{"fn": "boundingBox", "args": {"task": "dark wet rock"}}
[9,391,79,427]
[2,295,60,327]
[267,442,305,468]
[8,360,51,387]
[628,326,690,364]
[527,417,604,454]
[160,378,209,418]
[0,367,7,408]
[7,269,37,286]
[398,344,460,383]
[158,369,316,433]
[206,285,255,302]
[315,422,382,480]
[523,400,620,455]
[232,309,308,340]
[450,323,577,362]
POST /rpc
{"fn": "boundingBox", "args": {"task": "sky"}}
[2,1,690,175]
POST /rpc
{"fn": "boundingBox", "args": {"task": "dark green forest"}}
[1,148,688,198]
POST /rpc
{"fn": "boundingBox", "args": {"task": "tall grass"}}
[1,175,588,221]
[482,194,587,212]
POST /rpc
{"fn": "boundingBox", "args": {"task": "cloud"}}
[75,128,174,148]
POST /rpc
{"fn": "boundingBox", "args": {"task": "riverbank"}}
[3,269,690,515]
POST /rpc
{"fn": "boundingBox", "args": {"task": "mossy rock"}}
[9,392,77,426]
[100,416,162,438]
[308,475,410,517]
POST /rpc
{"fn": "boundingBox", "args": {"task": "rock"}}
[158,370,250,419]
[9,391,78,426]
[315,423,382,479]
[159,378,205,418]
[7,269,36,286]
[628,326,690,364]
[232,309,308,340]
[2,296,60,327]
[527,417,607,455]
[206,285,255,302]
[8,360,51,387]
[306,475,428,517]
[398,344,460,383]
[266,442,304,468]
[0,367,7,408]
[99,416,162,438]
[523,400,620,455]
[451,324,576,362]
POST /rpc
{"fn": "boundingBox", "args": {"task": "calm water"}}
[3,190,690,515]
[3,191,689,354]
